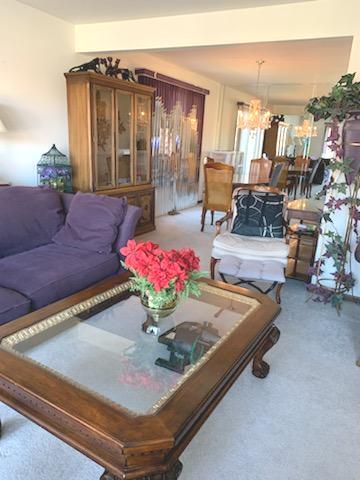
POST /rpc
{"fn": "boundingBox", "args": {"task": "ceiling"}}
[148,37,353,106]
[18,0,313,23]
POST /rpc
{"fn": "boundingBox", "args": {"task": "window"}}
[234,108,265,181]
[322,125,335,159]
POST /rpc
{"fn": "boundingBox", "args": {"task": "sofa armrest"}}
[115,204,142,254]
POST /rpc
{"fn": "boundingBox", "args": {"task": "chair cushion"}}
[53,192,127,254]
[0,186,64,258]
[218,256,285,283]
[231,190,284,238]
[0,287,31,325]
[212,232,289,266]
[0,244,120,310]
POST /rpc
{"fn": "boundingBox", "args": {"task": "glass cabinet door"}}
[116,91,133,186]
[135,94,151,184]
[93,86,115,189]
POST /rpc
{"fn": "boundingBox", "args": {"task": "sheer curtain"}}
[137,72,207,216]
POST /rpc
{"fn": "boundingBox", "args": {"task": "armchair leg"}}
[275,283,284,304]
[210,257,219,280]
[211,210,215,225]
[201,207,207,232]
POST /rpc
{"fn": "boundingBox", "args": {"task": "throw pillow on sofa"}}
[53,192,127,254]
[0,186,65,258]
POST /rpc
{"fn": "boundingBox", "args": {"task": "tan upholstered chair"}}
[294,156,310,171]
[201,162,234,232]
[249,157,273,184]
[277,161,290,190]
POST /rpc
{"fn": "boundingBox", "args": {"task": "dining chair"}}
[302,158,322,197]
[294,156,310,171]
[249,157,273,184]
[201,162,234,232]
[269,162,284,187]
[273,156,288,164]
[203,156,215,164]
[277,161,290,190]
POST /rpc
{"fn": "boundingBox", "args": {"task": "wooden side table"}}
[286,224,319,282]
[286,198,323,282]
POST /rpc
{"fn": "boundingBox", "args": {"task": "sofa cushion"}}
[218,255,285,283]
[53,192,127,254]
[0,287,31,325]
[212,232,289,266]
[0,186,64,258]
[0,244,120,310]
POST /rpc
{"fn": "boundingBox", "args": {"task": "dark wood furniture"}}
[0,273,280,480]
[64,72,155,235]
[286,198,323,281]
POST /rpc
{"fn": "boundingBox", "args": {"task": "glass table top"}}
[1,281,259,415]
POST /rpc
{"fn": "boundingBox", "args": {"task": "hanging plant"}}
[305,74,360,311]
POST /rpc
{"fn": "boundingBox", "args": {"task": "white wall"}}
[0,0,88,185]
[75,0,360,53]
[217,85,253,151]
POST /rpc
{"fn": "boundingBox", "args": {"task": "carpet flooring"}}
[1,206,359,480]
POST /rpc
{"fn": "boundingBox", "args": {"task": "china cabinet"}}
[64,72,155,234]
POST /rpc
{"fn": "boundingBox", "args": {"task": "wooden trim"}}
[135,68,210,95]
[65,72,155,95]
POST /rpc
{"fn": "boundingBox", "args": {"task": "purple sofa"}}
[0,186,141,325]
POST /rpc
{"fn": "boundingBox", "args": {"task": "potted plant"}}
[120,240,204,334]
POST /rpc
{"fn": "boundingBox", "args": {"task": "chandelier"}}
[294,118,317,138]
[237,60,272,131]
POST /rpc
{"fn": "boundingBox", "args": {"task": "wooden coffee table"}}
[0,273,280,479]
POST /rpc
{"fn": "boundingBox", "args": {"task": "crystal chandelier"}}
[294,118,318,138]
[237,60,272,131]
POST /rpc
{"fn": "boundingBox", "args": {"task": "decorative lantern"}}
[37,144,72,192]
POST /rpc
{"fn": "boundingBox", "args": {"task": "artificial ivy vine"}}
[306,74,360,310]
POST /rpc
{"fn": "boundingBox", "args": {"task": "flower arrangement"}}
[120,240,204,309]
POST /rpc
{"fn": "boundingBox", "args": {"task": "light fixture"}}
[294,118,317,138]
[237,60,272,131]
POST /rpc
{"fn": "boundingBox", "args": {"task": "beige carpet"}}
[1,206,359,480]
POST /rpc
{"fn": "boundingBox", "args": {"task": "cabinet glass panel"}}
[93,86,114,189]
[116,91,133,186]
[135,95,151,184]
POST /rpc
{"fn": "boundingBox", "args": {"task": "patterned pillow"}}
[231,191,284,238]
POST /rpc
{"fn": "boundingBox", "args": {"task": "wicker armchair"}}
[201,162,234,232]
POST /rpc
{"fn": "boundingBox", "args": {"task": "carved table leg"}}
[101,460,183,480]
[252,325,280,379]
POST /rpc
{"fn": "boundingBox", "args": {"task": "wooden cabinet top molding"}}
[64,71,155,95]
